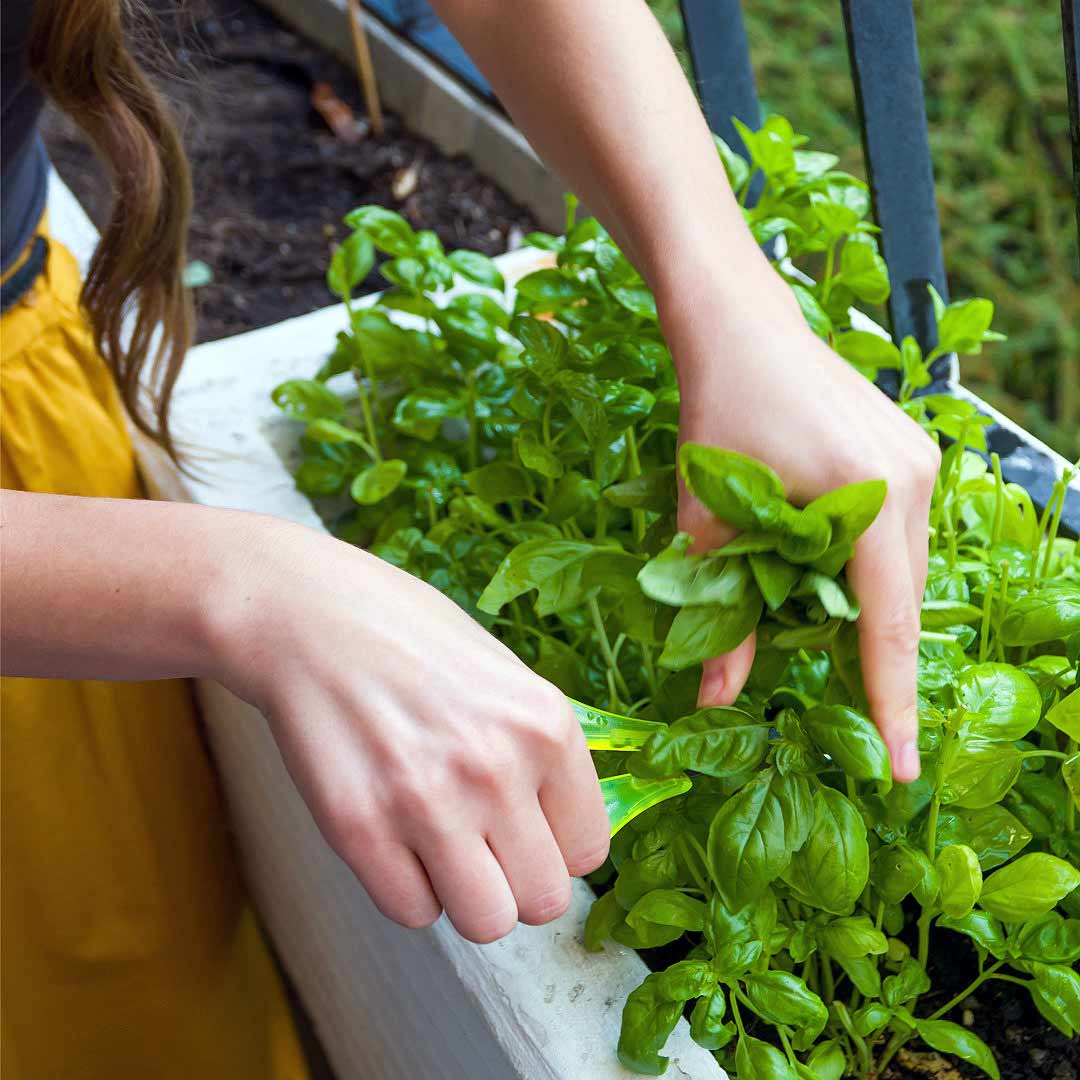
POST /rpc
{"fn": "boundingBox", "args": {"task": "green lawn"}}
[651,0,1079,459]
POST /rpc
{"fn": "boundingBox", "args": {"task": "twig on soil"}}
[345,0,384,137]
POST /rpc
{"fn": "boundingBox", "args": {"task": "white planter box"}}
[133,253,724,1080]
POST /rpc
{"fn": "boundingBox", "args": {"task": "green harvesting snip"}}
[571,699,667,751]
[600,773,693,837]
[572,698,691,835]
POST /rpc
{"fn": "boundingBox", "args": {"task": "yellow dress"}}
[1,226,310,1079]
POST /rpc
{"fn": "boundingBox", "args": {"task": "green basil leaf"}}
[816,915,888,958]
[941,738,1022,809]
[272,378,344,422]
[871,843,937,906]
[735,1034,799,1080]
[708,769,813,909]
[748,551,802,611]
[837,241,890,303]
[935,844,983,918]
[391,389,463,440]
[782,787,869,915]
[604,466,677,512]
[616,974,684,1075]
[998,584,1080,647]
[343,205,416,256]
[805,1039,846,1080]
[936,805,1032,870]
[979,853,1080,922]
[802,704,891,783]
[1015,913,1080,964]
[689,987,733,1050]
[477,539,600,615]
[938,911,1007,958]
[915,1019,1000,1080]
[350,459,407,505]
[516,432,565,479]
[627,707,770,780]
[638,536,754,608]
[1046,688,1080,741]
[832,954,881,998]
[583,890,622,952]
[659,590,763,670]
[1064,752,1080,813]
[679,442,787,532]
[853,1003,893,1037]
[614,850,680,910]
[510,315,568,380]
[326,231,374,297]
[295,458,346,496]
[934,297,996,356]
[743,970,828,1037]
[955,662,1042,741]
[463,462,532,503]
[882,956,931,1006]
[626,889,707,933]
[447,249,505,291]
[1029,962,1080,1034]
[804,478,887,548]
[833,331,901,377]
[794,572,860,621]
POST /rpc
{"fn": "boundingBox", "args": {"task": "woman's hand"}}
[659,272,940,784]
[212,516,610,943]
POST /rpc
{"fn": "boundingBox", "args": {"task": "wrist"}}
[196,509,299,703]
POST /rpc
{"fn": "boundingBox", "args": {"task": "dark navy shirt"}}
[2,0,48,273]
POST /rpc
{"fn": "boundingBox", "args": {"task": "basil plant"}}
[274,115,1080,1079]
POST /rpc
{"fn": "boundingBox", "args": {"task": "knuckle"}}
[389,773,444,832]
[566,837,611,878]
[518,883,572,926]
[320,799,378,853]
[460,904,518,945]
[389,899,442,931]
[871,604,920,654]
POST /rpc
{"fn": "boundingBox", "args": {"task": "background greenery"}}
[649,0,1079,459]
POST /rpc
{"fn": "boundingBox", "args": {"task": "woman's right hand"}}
[211,515,610,944]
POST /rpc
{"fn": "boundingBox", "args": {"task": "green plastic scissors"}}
[569,699,691,837]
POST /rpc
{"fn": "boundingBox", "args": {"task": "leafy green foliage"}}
[276,120,1080,1078]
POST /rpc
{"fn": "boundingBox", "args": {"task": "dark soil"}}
[880,937,1079,1080]
[41,0,536,342]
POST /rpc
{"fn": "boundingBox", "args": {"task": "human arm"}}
[1,489,609,940]
[427,0,938,780]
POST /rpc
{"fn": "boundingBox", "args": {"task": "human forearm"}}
[427,0,782,311]
[0,489,254,681]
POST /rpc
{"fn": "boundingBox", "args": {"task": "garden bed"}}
[41,0,537,342]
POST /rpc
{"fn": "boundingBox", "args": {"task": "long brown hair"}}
[28,0,193,462]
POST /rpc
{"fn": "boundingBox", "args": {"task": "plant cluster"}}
[274,120,1080,1079]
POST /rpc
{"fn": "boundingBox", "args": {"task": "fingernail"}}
[896,740,921,782]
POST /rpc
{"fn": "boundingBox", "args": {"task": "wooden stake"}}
[346,0,384,137]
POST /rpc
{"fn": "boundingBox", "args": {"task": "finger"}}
[417,832,517,944]
[848,514,922,783]
[538,724,610,877]
[488,803,572,925]
[698,632,757,707]
[679,488,759,707]
[351,839,442,929]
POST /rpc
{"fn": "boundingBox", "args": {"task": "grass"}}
[650,0,1079,459]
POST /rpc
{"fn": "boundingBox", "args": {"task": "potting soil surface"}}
[41,0,536,343]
